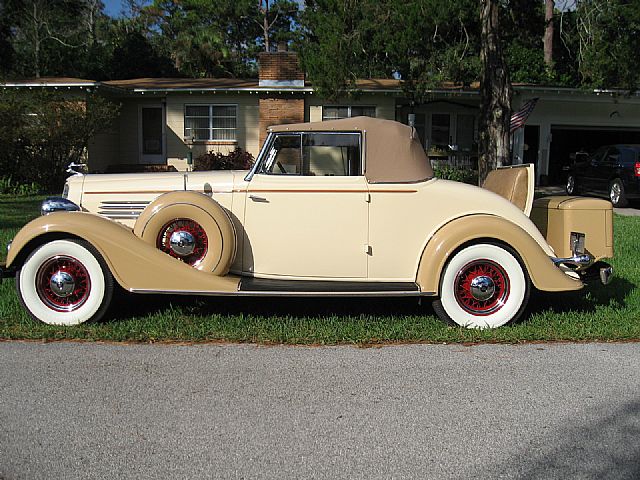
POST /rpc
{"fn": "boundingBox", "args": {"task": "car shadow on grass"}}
[107,290,432,323]
[105,275,635,325]
[528,275,635,316]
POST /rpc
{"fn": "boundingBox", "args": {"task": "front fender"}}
[416,214,583,293]
[6,212,239,293]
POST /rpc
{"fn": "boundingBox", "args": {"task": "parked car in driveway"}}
[0,117,614,329]
[566,144,640,207]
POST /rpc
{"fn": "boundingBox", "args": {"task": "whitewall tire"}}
[432,243,530,329]
[16,240,114,326]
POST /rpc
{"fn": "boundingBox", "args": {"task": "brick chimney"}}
[258,45,305,146]
[258,43,305,88]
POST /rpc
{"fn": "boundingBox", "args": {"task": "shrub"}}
[0,176,43,195]
[193,148,255,171]
[0,90,120,193]
[433,165,478,185]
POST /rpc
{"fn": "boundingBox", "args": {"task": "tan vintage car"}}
[0,117,614,328]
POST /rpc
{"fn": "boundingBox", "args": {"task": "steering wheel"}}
[276,161,287,174]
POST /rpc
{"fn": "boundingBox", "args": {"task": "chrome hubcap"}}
[49,271,75,297]
[454,259,510,315]
[157,219,208,267]
[169,230,196,256]
[469,275,496,301]
[36,255,91,312]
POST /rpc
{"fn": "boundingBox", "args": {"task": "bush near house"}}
[193,148,255,171]
[433,165,478,185]
[0,90,120,193]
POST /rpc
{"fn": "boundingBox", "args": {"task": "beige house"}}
[4,50,640,184]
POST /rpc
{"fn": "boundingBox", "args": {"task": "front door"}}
[243,132,369,279]
[139,105,165,164]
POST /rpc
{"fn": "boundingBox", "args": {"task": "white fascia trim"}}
[2,82,97,87]
[259,79,305,87]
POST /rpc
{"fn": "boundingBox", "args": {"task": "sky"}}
[102,0,150,18]
[101,0,306,18]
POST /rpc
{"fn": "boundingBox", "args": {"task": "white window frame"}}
[322,105,377,121]
[184,104,238,142]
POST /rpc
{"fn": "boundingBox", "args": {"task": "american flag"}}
[510,98,539,133]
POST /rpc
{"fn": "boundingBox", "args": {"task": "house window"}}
[431,113,450,147]
[322,106,376,120]
[184,105,237,141]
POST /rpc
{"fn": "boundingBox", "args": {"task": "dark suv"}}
[566,144,640,207]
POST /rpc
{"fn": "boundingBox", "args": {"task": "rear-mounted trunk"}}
[530,196,613,260]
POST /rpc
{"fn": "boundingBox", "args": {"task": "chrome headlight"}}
[41,197,80,216]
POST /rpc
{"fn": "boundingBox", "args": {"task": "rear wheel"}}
[432,243,530,329]
[16,239,114,325]
[609,179,628,207]
[566,174,578,195]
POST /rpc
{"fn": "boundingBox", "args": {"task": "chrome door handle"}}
[249,194,268,203]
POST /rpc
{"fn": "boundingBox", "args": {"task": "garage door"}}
[549,126,640,184]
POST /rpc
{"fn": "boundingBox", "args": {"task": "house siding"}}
[307,95,396,122]
[165,93,260,170]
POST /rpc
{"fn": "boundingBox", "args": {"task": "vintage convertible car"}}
[0,117,614,328]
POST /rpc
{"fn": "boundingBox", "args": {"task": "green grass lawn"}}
[1,194,639,344]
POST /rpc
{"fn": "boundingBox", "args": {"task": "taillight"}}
[635,162,640,177]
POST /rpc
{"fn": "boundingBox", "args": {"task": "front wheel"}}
[16,239,114,325]
[609,179,628,207]
[432,243,530,329]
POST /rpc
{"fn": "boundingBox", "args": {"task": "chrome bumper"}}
[578,261,614,286]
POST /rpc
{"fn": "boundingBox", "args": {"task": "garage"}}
[548,125,640,184]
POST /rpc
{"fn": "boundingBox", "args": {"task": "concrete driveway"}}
[1,341,639,480]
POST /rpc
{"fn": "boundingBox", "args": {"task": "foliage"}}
[575,0,640,90]
[193,148,255,171]
[297,0,482,100]
[433,166,478,185]
[141,0,299,78]
[0,177,43,196]
[0,90,120,192]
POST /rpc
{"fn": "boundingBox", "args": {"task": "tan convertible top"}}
[269,117,434,183]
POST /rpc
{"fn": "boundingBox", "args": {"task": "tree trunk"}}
[478,0,512,185]
[544,0,554,68]
[261,0,270,52]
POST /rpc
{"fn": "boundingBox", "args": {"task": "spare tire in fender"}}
[133,191,236,275]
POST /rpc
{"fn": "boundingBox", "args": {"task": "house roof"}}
[2,77,97,87]
[103,77,259,90]
[3,76,640,99]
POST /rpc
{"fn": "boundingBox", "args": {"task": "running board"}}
[131,279,433,297]
[239,278,425,296]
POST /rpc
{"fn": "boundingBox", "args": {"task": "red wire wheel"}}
[156,218,209,267]
[35,255,91,312]
[454,259,510,316]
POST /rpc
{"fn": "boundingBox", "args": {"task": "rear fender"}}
[416,215,583,294]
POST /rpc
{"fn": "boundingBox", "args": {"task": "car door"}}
[581,146,608,191]
[598,147,620,193]
[243,132,369,279]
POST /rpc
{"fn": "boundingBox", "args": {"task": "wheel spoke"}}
[36,255,91,312]
[454,259,510,315]
[157,218,208,267]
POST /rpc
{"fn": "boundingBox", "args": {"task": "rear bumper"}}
[578,261,613,286]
